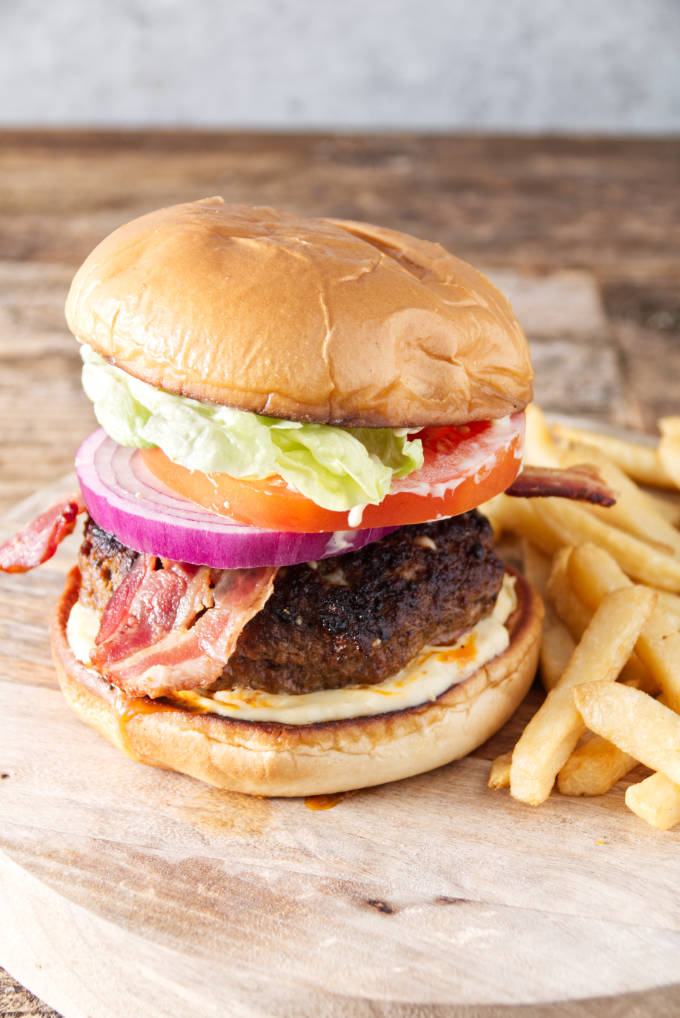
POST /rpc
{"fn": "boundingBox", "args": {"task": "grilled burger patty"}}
[77,512,504,696]
[78,522,137,613]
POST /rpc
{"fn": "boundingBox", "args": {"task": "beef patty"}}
[78,521,137,613]
[77,512,504,696]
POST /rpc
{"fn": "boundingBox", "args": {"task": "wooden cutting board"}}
[1,479,679,1018]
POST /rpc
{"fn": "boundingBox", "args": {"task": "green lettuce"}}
[80,346,423,513]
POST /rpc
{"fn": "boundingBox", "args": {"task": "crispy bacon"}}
[94,564,277,698]
[93,559,214,666]
[94,554,157,648]
[0,494,85,573]
[506,464,616,506]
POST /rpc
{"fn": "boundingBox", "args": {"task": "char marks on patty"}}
[78,521,137,612]
[77,512,504,696]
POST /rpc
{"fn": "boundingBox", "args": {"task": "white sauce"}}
[394,415,524,500]
[67,575,517,726]
[66,601,100,664]
[347,504,366,528]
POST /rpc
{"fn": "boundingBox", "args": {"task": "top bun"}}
[66,198,532,427]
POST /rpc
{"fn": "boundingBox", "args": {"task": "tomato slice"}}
[142,413,524,533]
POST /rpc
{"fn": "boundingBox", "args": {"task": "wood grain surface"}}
[1,482,680,1018]
[1,131,679,1017]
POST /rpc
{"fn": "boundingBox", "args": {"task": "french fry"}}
[478,494,505,541]
[524,404,561,467]
[546,547,592,639]
[557,442,680,557]
[531,498,680,592]
[544,545,651,691]
[658,416,680,489]
[557,735,638,797]
[567,543,680,711]
[648,491,680,527]
[552,546,657,795]
[488,752,512,790]
[618,654,657,696]
[540,608,575,692]
[520,542,579,694]
[521,539,552,600]
[566,542,624,609]
[551,423,675,488]
[509,586,656,806]
[573,682,680,788]
[480,494,562,556]
[655,590,680,626]
[631,610,680,713]
[625,772,680,831]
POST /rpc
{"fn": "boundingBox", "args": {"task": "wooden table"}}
[1,131,679,1017]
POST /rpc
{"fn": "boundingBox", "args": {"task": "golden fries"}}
[572,683,680,787]
[566,541,628,607]
[566,542,680,711]
[544,547,651,691]
[655,590,680,626]
[648,491,680,526]
[487,406,680,828]
[539,609,575,692]
[482,494,562,556]
[524,403,561,467]
[488,752,512,790]
[551,422,675,488]
[558,442,680,555]
[625,772,680,831]
[509,587,656,806]
[531,498,680,592]
[546,547,592,639]
[521,540,575,692]
[557,736,637,797]
[658,416,680,489]
[521,540,552,600]
[631,610,680,713]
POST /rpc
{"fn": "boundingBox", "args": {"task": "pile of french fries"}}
[484,406,680,831]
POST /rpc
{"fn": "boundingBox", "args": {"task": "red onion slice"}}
[75,430,398,569]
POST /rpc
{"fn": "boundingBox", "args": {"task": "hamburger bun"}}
[51,565,543,797]
[65,198,533,428]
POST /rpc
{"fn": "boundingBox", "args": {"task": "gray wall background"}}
[1,0,678,132]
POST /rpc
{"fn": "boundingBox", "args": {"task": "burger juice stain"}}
[304,793,348,810]
[175,786,272,836]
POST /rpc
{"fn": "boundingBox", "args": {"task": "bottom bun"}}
[51,566,543,797]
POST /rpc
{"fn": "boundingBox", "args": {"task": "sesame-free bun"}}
[51,566,543,797]
[65,198,533,428]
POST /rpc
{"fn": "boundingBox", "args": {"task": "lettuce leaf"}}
[80,346,423,512]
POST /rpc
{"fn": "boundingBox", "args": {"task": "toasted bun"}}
[65,198,533,428]
[51,566,543,797]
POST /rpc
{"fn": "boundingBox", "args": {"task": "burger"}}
[0,197,547,797]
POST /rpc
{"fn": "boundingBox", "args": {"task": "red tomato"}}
[142,413,524,533]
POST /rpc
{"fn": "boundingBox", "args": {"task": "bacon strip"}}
[0,494,85,573]
[93,560,213,665]
[95,564,277,699]
[506,464,616,506]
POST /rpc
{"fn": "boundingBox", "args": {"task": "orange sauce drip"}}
[111,689,175,759]
[435,632,477,666]
[305,793,347,811]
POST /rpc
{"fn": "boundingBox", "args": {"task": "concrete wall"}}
[1,0,678,132]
